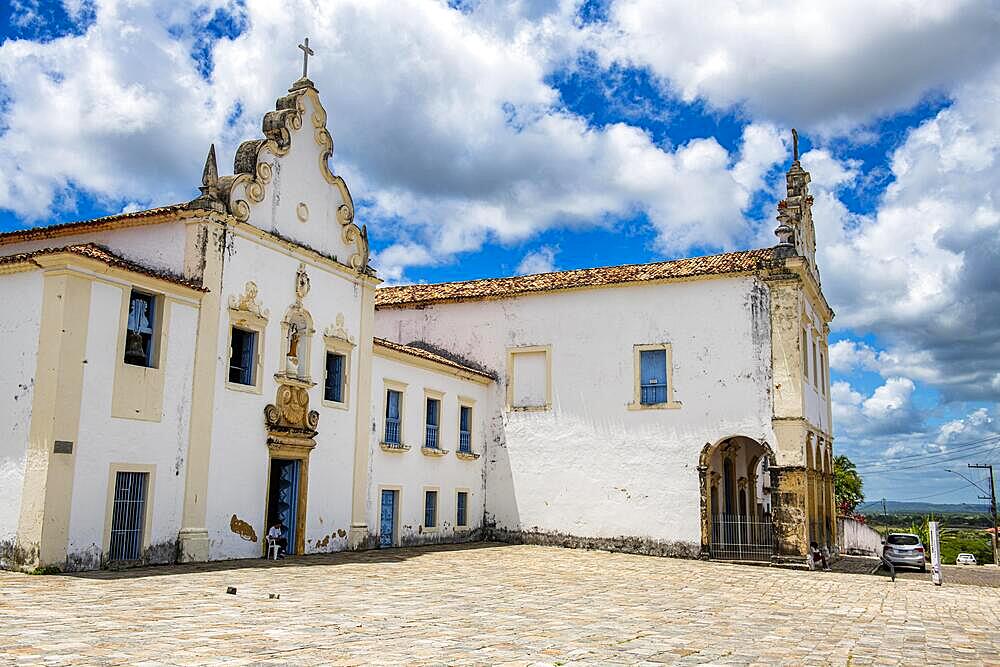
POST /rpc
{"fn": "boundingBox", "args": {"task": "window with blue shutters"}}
[639,348,669,405]
[424,397,440,448]
[456,491,468,527]
[228,327,257,386]
[424,490,438,528]
[324,352,345,403]
[384,389,402,445]
[458,405,472,453]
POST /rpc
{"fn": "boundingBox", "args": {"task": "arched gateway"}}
[698,436,777,561]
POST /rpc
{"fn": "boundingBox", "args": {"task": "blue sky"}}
[2,0,998,506]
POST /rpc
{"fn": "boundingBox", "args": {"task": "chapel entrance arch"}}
[699,436,776,561]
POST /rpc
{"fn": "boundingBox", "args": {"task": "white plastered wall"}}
[375,276,775,550]
[0,271,43,558]
[1,222,190,276]
[65,280,198,570]
[234,92,361,267]
[800,296,832,436]
[204,230,364,560]
[369,354,489,545]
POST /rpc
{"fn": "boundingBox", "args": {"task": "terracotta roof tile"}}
[0,204,189,245]
[374,338,495,381]
[376,247,775,308]
[0,243,205,291]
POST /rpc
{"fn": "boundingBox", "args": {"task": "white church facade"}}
[0,71,835,572]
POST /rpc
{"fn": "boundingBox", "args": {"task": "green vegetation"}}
[860,511,995,565]
[834,455,864,514]
[28,564,61,575]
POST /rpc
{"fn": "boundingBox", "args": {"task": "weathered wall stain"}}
[229,514,258,542]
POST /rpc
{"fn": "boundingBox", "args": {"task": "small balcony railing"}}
[384,417,400,445]
[425,424,439,449]
[459,430,471,453]
[640,383,668,405]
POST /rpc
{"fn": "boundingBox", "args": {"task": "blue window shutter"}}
[333,355,344,402]
[241,330,256,384]
[326,353,344,402]
[386,390,400,419]
[641,349,667,385]
[460,406,470,431]
[426,398,439,426]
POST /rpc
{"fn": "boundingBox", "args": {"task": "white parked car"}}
[956,553,977,566]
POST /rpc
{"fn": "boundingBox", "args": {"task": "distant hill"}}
[860,501,990,515]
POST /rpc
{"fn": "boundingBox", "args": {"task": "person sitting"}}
[810,541,831,571]
[266,522,287,559]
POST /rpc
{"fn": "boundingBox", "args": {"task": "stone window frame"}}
[380,379,410,452]
[627,343,681,411]
[321,335,354,410]
[225,310,268,396]
[505,344,552,412]
[112,282,172,422]
[422,485,440,532]
[455,487,471,530]
[456,396,480,460]
[101,462,156,563]
[421,388,448,457]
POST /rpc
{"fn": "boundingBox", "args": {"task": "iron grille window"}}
[124,290,156,367]
[425,397,440,448]
[639,348,668,404]
[228,327,257,385]
[456,491,468,527]
[424,490,437,528]
[108,471,148,561]
[384,389,401,445]
[325,352,345,403]
[458,405,472,452]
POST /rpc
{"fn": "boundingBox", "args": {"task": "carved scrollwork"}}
[229,281,269,320]
[306,410,319,430]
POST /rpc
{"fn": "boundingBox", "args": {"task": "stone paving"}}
[2,543,998,666]
[833,555,1000,588]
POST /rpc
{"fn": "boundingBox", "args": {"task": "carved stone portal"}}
[264,384,319,450]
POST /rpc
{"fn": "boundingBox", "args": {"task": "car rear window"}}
[887,535,919,545]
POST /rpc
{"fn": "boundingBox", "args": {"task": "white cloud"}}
[597,0,1000,132]
[516,245,558,275]
[828,340,879,373]
[816,63,1000,401]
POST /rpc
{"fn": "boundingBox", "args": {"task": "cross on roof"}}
[298,37,314,79]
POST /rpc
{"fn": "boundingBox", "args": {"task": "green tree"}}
[834,454,865,514]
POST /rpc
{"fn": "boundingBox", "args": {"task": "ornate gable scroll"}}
[218,82,371,273]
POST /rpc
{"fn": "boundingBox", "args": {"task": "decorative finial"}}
[200,143,218,195]
[298,37,314,79]
[187,143,225,212]
[791,128,799,162]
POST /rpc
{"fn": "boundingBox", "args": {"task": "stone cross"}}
[298,37,314,79]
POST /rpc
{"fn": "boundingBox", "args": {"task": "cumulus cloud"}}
[816,63,1000,401]
[596,0,1000,132]
[516,245,558,275]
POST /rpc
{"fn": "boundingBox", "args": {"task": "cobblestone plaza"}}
[2,544,998,665]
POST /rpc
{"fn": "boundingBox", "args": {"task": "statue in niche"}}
[286,322,301,375]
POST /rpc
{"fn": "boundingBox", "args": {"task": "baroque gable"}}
[218,81,370,273]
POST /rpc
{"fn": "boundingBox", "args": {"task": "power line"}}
[856,443,1000,476]
[852,434,1000,470]
[855,481,985,507]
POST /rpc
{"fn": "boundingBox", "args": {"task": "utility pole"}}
[882,498,889,536]
[969,464,998,567]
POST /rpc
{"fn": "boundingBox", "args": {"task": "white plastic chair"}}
[267,538,281,561]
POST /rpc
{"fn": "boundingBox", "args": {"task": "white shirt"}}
[267,525,283,540]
